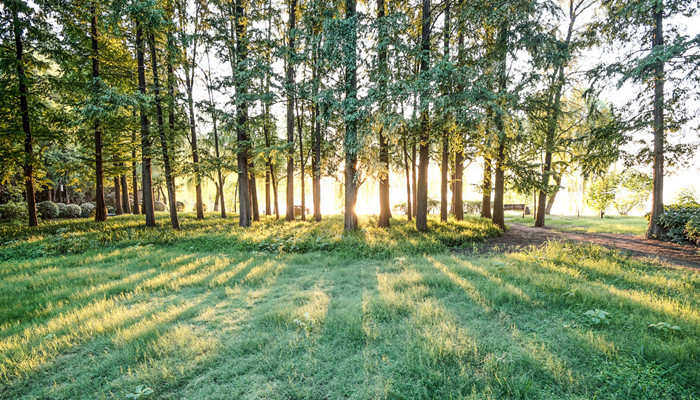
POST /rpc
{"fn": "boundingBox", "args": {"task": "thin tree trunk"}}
[131,128,140,214]
[214,183,220,212]
[454,148,464,220]
[545,174,561,215]
[12,3,38,226]
[403,134,412,220]
[148,32,179,229]
[311,40,322,222]
[415,0,431,231]
[250,165,260,221]
[114,176,123,214]
[491,25,508,230]
[376,0,390,227]
[647,4,664,239]
[135,20,155,226]
[90,2,106,222]
[296,102,306,220]
[344,0,359,231]
[439,0,450,222]
[411,140,417,218]
[285,0,297,221]
[235,0,251,227]
[481,157,492,218]
[120,173,131,214]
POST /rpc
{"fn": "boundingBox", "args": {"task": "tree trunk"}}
[343,0,359,231]
[12,3,38,227]
[135,20,155,226]
[120,173,131,214]
[214,183,220,212]
[148,32,179,229]
[403,134,412,220]
[411,139,417,218]
[491,25,508,230]
[114,176,123,214]
[131,128,140,215]
[264,104,272,217]
[646,5,664,239]
[285,0,297,222]
[183,21,203,220]
[439,0,450,222]
[415,0,431,232]
[480,157,492,218]
[90,3,106,222]
[545,174,561,215]
[492,142,505,229]
[454,147,464,220]
[235,0,251,227]
[376,0,390,227]
[297,102,306,221]
[250,166,260,221]
[311,27,322,222]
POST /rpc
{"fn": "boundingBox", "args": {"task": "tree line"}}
[1,0,697,236]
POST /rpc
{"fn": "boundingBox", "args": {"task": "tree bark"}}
[311,24,322,222]
[439,0,450,222]
[343,0,359,231]
[545,174,561,215]
[235,0,251,227]
[148,32,179,229]
[120,173,131,214]
[285,0,297,221]
[90,2,106,222]
[646,4,665,239]
[415,0,431,232]
[491,26,508,230]
[454,147,464,220]
[214,183,220,212]
[135,19,155,226]
[296,102,306,221]
[250,165,260,221]
[480,157,491,218]
[376,0,390,227]
[114,176,123,214]
[403,134,412,220]
[12,3,38,226]
[131,128,140,214]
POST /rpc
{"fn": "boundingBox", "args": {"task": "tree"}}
[285,0,297,222]
[586,172,619,218]
[343,0,359,231]
[613,170,652,215]
[414,0,431,232]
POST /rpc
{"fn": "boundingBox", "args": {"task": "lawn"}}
[1,214,698,399]
[505,214,648,236]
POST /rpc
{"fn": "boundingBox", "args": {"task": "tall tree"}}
[135,18,155,227]
[285,0,297,221]
[91,1,107,222]
[376,0,390,227]
[235,0,252,227]
[343,0,359,231]
[415,0,431,232]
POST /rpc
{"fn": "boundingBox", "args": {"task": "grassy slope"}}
[505,215,648,236]
[1,214,698,399]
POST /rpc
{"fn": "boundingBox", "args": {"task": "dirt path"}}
[475,223,700,269]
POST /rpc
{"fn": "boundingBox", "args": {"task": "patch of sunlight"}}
[165,256,233,290]
[114,298,204,344]
[0,293,149,380]
[570,329,618,359]
[427,257,492,312]
[208,258,254,287]
[448,256,534,304]
[135,255,206,292]
[242,259,286,286]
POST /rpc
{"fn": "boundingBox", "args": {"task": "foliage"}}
[55,203,68,218]
[0,201,28,223]
[685,216,700,245]
[586,173,619,217]
[464,200,482,216]
[64,204,82,218]
[613,170,652,215]
[505,215,648,236]
[655,203,700,243]
[80,202,96,218]
[154,201,166,212]
[37,201,59,220]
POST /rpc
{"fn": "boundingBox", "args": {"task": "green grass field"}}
[505,214,648,236]
[1,214,698,399]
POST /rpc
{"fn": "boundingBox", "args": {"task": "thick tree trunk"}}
[285,0,297,222]
[148,33,179,229]
[235,0,251,227]
[492,142,505,229]
[114,176,123,214]
[647,6,665,239]
[135,20,155,226]
[376,0,390,227]
[343,0,359,231]
[415,0,431,232]
[12,4,38,226]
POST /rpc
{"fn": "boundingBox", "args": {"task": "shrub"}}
[464,200,481,215]
[0,201,28,223]
[55,203,69,218]
[176,201,185,212]
[656,203,700,243]
[154,201,166,211]
[37,201,60,219]
[65,204,82,218]
[685,215,700,246]
[80,202,96,218]
[107,206,115,215]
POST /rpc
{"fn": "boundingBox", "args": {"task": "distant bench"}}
[504,203,531,215]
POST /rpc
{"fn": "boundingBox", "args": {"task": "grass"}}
[1,213,698,399]
[505,214,648,236]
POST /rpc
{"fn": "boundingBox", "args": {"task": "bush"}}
[656,203,700,243]
[154,201,166,211]
[0,201,28,223]
[80,202,96,218]
[176,201,185,212]
[37,201,60,219]
[107,206,115,215]
[464,200,481,215]
[685,215,700,246]
[55,203,69,218]
[64,204,82,218]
